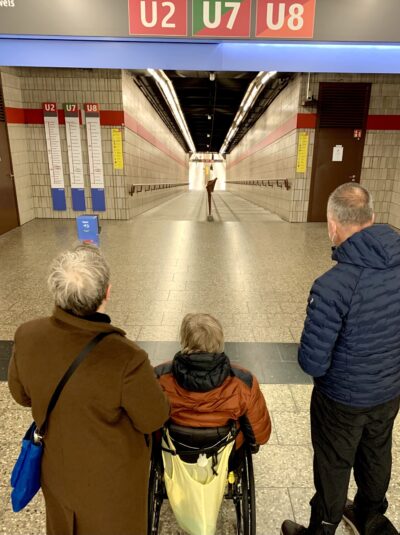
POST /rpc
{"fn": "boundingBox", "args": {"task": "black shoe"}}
[364,514,398,535]
[343,500,363,535]
[281,520,308,535]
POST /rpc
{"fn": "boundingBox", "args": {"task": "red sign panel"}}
[256,0,316,39]
[84,103,100,114]
[192,0,251,38]
[43,102,57,113]
[129,0,187,36]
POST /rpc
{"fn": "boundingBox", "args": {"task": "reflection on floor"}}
[137,191,283,222]
[0,191,398,533]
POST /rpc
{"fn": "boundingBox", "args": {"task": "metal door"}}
[308,83,371,222]
[0,85,19,236]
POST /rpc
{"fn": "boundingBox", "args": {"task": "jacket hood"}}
[172,351,231,393]
[332,225,400,269]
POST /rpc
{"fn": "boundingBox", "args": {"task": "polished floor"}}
[0,191,399,534]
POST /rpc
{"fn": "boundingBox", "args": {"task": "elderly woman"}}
[8,244,170,535]
[155,313,271,449]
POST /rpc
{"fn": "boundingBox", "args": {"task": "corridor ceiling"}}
[132,70,293,154]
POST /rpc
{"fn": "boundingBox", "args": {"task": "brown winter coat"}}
[155,352,271,448]
[8,307,170,535]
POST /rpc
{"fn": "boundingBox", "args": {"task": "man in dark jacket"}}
[281,184,400,535]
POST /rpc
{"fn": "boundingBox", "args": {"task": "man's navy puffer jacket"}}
[299,224,400,407]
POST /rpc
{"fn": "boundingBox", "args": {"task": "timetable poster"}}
[43,102,66,211]
[64,103,86,211]
[85,103,106,212]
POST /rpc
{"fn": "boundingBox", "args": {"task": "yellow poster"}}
[296,132,309,173]
[112,128,124,170]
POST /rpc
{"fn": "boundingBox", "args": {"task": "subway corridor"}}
[1,191,399,534]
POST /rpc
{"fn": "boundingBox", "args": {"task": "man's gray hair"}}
[327,183,374,226]
[48,244,110,316]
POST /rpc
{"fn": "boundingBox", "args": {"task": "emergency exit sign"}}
[128,0,316,38]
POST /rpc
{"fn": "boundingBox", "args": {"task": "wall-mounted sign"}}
[129,0,187,36]
[296,132,309,173]
[112,128,124,170]
[2,0,400,43]
[192,0,251,38]
[43,102,66,211]
[256,0,316,39]
[332,144,344,162]
[84,103,106,212]
[64,103,86,211]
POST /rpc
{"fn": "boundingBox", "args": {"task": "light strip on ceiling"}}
[220,71,277,154]
[147,68,196,153]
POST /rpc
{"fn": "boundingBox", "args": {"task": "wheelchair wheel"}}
[234,445,256,535]
[148,447,164,535]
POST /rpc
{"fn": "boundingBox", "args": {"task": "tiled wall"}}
[227,73,400,226]
[296,73,400,224]
[0,68,34,225]
[122,71,189,217]
[226,75,301,221]
[0,67,189,223]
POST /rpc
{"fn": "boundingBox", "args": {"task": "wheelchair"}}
[148,421,256,535]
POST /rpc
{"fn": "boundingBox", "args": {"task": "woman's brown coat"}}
[8,307,170,535]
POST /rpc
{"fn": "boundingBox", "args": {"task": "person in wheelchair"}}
[155,312,271,453]
[152,313,271,535]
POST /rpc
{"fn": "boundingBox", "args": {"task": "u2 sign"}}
[129,0,188,36]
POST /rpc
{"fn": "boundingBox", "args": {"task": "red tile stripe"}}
[123,112,186,167]
[4,107,186,167]
[228,113,400,169]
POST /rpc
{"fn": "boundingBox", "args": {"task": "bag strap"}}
[38,331,113,437]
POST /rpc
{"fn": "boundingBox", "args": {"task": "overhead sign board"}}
[1,0,400,43]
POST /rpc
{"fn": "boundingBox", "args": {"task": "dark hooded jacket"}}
[299,224,400,407]
[155,352,271,448]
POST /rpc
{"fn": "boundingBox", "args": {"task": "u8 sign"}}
[256,0,316,39]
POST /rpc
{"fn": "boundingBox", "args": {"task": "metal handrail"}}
[128,182,189,196]
[225,179,291,191]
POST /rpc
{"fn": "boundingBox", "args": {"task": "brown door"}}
[308,83,371,222]
[0,85,19,235]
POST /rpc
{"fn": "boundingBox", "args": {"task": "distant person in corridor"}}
[8,244,170,535]
[281,184,400,535]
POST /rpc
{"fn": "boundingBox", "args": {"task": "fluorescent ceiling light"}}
[219,70,278,153]
[147,68,196,153]
[261,71,277,84]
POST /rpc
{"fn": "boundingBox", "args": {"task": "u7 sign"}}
[128,0,316,39]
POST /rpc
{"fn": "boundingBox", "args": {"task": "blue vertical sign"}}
[43,102,66,211]
[85,103,106,211]
[76,215,100,246]
[64,103,86,211]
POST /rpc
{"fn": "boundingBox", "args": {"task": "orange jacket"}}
[155,352,271,448]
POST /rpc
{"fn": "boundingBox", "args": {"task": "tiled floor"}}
[0,191,399,534]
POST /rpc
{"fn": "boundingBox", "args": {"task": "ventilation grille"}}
[0,86,5,123]
[318,83,371,129]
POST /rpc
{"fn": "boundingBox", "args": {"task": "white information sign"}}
[85,109,105,189]
[332,145,344,162]
[43,104,65,188]
[65,106,84,189]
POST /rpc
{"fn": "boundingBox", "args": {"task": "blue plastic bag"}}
[11,422,43,512]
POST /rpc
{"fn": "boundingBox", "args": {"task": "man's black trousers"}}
[309,388,399,534]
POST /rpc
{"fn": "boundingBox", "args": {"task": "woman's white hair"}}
[48,244,110,316]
